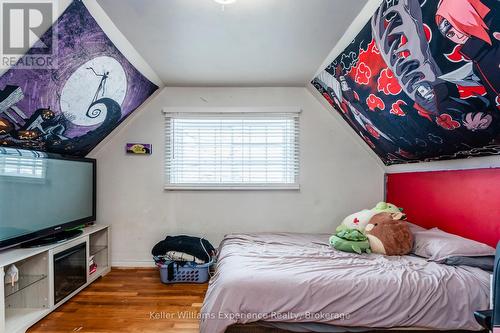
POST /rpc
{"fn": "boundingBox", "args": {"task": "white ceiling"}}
[96,0,368,87]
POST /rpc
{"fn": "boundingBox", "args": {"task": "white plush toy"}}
[337,209,378,232]
[336,202,405,232]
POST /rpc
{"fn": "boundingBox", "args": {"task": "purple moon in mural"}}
[0,1,158,156]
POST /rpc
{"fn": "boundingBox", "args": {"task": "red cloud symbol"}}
[366,94,385,111]
[458,85,487,99]
[436,114,461,130]
[390,100,407,116]
[354,62,371,85]
[378,68,402,95]
[347,39,385,84]
[445,45,468,63]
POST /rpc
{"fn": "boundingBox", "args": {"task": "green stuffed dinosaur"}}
[373,202,406,219]
[329,228,371,254]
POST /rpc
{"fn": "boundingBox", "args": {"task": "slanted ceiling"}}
[0,0,368,157]
[1,0,498,166]
[96,0,367,87]
[312,0,500,165]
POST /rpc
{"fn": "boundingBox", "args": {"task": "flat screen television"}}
[0,148,96,250]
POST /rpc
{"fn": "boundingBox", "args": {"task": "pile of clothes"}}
[152,235,215,263]
[152,235,216,282]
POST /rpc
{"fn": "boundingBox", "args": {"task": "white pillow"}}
[412,228,495,262]
[407,222,426,233]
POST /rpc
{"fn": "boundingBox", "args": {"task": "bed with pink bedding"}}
[200,232,491,333]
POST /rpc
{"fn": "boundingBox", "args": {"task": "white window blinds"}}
[164,111,300,190]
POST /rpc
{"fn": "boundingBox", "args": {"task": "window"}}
[0,148,46,179]
[164,109,300,190]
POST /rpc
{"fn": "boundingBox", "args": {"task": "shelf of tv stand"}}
[4,274,47,298]
[90,245,108,256]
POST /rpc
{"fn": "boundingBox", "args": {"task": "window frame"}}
[163,107,301,191]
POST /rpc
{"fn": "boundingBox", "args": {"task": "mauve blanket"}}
[200,233,490,333]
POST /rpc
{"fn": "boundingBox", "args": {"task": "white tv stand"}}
[0,224,110,333]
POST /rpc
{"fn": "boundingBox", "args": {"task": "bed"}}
[200,232,491,333]
[201,169,499,333]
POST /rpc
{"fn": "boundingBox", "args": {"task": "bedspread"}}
[200,233,490,333]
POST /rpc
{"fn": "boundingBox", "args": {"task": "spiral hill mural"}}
[312,0,499,165]
[0,1,158,156]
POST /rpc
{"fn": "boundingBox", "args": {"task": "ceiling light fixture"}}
[214,0,237,4]
[213,0,236,11]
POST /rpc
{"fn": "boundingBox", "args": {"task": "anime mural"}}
[0,1,158,156]
[312,0,499,165]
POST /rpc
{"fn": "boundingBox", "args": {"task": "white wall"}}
[91,87,385,266]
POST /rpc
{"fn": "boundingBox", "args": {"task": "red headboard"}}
[386,168,500,247]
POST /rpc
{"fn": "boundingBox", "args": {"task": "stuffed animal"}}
[364,212,413,256]
[329,229,371,254]
[337,209,377,232]
[336,202,404,232]
[373,202,406,219]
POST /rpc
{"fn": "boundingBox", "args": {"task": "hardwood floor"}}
[28,268,208,333]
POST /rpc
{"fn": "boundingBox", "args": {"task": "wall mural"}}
[312,0,499,165]
[0,1,158,156]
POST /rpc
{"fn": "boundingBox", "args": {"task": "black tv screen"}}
[0,148,96,250]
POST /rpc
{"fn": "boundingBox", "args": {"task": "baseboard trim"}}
[112,260,156,267]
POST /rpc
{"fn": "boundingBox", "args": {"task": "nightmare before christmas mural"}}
[0,1,158,156]
[312,0,499,165]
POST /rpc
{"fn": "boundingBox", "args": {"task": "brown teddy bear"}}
[364,212,413,256]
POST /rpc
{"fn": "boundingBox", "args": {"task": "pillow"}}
[412,228,495,262]
[443,256,495,272]
[407,222,426,233]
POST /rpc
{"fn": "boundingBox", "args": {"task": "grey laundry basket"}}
[156,259,213,284]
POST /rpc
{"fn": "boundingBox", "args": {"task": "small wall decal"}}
[126,143,152,155]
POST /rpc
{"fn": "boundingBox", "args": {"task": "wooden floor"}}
[28,268,208,333]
